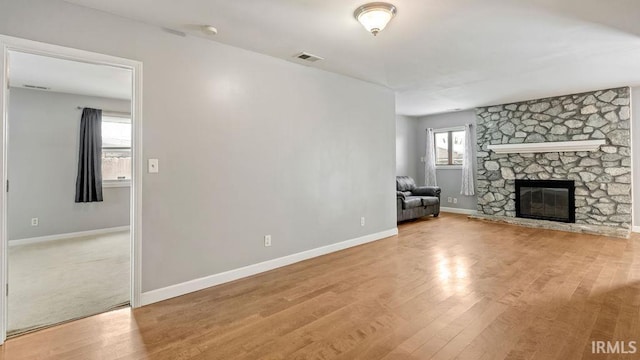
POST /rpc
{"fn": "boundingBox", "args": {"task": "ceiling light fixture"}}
[354,2,397,36]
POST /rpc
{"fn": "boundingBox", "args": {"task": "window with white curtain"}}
[434,128,465,166]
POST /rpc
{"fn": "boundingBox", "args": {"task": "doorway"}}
[0,35,142,341]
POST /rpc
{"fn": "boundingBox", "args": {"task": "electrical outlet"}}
[447,197,452,203]
[264,235,272,247]
[453,198,458,204]
[31,218,39,226]
[360,217,365,227]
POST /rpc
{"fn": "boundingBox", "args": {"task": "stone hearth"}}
[468,214,630,238]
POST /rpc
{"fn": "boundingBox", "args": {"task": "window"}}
[434,128,465,166]
[102,115,131,185]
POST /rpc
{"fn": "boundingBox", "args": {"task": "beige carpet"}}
[8,231,130,335]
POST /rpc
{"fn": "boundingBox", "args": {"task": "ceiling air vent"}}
[23,84,50,90]
[294,52,324,63]
[162,28,187,37]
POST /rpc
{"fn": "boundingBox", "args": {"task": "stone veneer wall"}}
[475,87,631,229]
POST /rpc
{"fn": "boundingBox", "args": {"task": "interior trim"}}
[9,226,130,247]
[487,139,605,154]
[0,33,144,344]
[440,207,478,215]
[140,228,399,306]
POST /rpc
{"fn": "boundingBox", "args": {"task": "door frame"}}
[0,34,143,343]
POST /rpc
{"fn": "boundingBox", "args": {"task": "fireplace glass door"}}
[515,180,575,223]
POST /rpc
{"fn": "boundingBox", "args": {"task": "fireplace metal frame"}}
[515,179,575,223]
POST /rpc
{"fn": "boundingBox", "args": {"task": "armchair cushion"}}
[402,197,423,209]
[412,186,441,197]
[421,197,439,206]
[396,176,417,192]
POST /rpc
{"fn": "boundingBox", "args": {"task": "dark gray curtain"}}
[75,108,103,202]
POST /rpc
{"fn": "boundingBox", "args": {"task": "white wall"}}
[7,88,130,240]
[416,110,477,211]
[395,115,419,180]
[0,0,396,292]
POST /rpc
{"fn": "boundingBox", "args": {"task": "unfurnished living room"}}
[0,0,639,359]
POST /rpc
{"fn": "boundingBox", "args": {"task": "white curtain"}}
[460,123,475,196]
[424,128,437,186]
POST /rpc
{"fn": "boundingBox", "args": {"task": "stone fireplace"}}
[474,87,631,237]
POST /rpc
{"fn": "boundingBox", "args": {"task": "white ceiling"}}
[8,51,132,100]
[63,0,640,115]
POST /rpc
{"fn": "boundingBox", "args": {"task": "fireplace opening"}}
[515,179,575,223]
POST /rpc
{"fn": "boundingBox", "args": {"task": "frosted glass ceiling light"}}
[354,2,397,36]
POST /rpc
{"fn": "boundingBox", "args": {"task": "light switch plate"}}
[148,159,159,173]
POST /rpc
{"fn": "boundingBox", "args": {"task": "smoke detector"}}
[202,25,218,35]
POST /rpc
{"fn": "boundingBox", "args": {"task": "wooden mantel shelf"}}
[486,140,606,154]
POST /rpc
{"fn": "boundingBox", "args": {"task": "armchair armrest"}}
[397,191,412,199]
[411,186,441,197]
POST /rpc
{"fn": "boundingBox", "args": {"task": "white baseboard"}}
[633,226,640,233]
[440,207,478,215]
[140,228,399,306]
[9,226,130,247]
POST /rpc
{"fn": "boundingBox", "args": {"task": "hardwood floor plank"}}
[1,214,639,359]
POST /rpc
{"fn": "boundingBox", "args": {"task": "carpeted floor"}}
[7,231,130,335]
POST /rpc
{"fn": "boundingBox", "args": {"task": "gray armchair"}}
[396,176,441,222]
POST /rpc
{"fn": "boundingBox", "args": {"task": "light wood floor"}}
[1,213,639,360]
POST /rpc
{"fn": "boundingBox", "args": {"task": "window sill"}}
[103,180,131,188]
[436,165,463,170]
